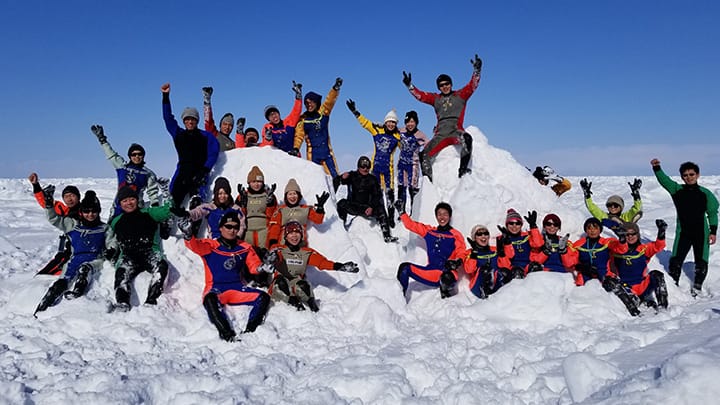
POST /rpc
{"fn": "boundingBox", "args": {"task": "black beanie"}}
[61,185,81,199]
[80,190,101,213]
[357,156,371,168]
[436,74,452,88]
[404,110,419,124]
[127,143,146,157]
[213,177,232,197]
[116,185,138,202]
[264,105,280,120]
[435,202,453,217]
[219,211,241,227]
[583,217,603,232]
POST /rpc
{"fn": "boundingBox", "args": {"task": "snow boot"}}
[668,257,682,286]
[64,264,91,300]
[381,217,398,243]
[604,277,640,316]
[203,293,237,342]
[481,267,496,297]
[439,271,457,299]
[288,296,306,311]
[419,151,433,182]
[34,278,68,316]
[397,185,407,215]
[385,189,396,228]
[458,132,473,178]
[245,294,270,333]
[651,270,669,309]
[114,267,132,311]
[693,263,708,292]
[145,261,168,305]
[306,297,320,312]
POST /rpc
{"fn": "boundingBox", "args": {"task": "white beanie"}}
[384,109,398,123]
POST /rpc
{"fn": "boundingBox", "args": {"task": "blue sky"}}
[1,0,718,179]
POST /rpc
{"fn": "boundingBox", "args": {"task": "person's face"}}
[80,208,99,222]
[129,151,145,165]
[405,119,417,131]
[220,221,240,239]
[286,191,299,205]
[474,229,490,246]
[220,120,233,135]
[585,223,601,238]
[543,219,559,235]
[286,231,302,245]
[435,208,451,227]
[249,180,264,192]
[625,228,640,244]
[268,111,281,125]
[606,203,622,214]
[438,81,453,95]
[305,99,317,112]
[63,193,79,208]
[506,220,523,234]
[385,120,397,131]
[246,131,259,145]
[681,170,699,185]
[184,117,198,130]
[120,196,138,213]
[216,189,229,204]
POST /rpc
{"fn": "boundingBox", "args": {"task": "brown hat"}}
[284,178,302,196]
[247,166,264,183]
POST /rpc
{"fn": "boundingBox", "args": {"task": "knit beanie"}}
[357,156,371,168]
[436,74,452,88]
[284,178,302,198]
[264,105,280,120]
[116,185,138,201]
[80,190,101,212]
[624,222,640,235]
[435,202,453,217]
[213,176,232,197]
[384,109,399,123]
[127,143,145,157]
[606,195,625,211]
[218,211,246,236]
[543,213,562,228]
[181,107,200,121]
[470,224,489,238]
[404,110,419,124]
[583,217,603,232]
[506,208,523,224]
[245,128,259,144]
[304,91,322,106]
[247,166,264,183]
[62,185,81,199]
[220,113,234,125]
[284,220,304,239]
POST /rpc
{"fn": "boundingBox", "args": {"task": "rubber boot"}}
[458,133,473,178]
[603,277,640,316]
[34,278,68,316]
[481,267,495,297]
[64,264,91,300]
[385,189,396,228]
[693,262,708,292]
[380,215,398,243]
[114,267,132,312]
[288,296,306,311]
[397,185,407,216]
[668,256,682,286]
[651,270,669,309]
[419,151,433,182]
[439,271,457,299]
[203,293,237,342]
[145,260,168,305]
[306,297,320,312]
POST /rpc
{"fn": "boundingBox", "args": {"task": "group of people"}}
[29,53,718,340]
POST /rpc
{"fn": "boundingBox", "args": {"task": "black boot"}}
[668,257,682,286]
[693,263,708,292]
[203,293,237,342]
[458,133,473,178]
[380,216,398,243]
[385,189,396,228]
[419,151,433,182]
[145,260,168,305]
[306,297,320,312]
[481,267,495,297]
[439,271,457,299]
[245,293,270,333]
[288,296,306,311]
[651,270,669,309]
[34,279,68,316]
[159,220,172,240]
[64,264,91,300]
[114,267,132,312]
[397,185,407,216]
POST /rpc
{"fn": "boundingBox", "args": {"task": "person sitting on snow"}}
[266,221,359,312]
[527,213,575,274]
[579,177,643,228]
[333,156,396,243]
[261,81,303,153]
[463,225,514,299]
[532,166,572,197]
[496,209,544,282]
[182,211,273,342]
[267,178,328,247]
[402,54,482,180]
[185,177,244,239]
[394,201,466,299]
[201,86,236,151]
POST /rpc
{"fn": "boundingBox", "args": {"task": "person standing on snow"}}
[346,99,401,226]
[402,54,482,180]
[396,110,428,215]
[394,201,466,299]
[34,190,111,315]
[261,81,304,153]
[201,86,236,151]
[652,158,718,295]
[463,225,514,299]
[182,211,273,342]
[579,177,643,228]
[161,82,220,208]
[293,78,343,177]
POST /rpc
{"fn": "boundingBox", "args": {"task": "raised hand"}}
[524,210,538,229]
[656,219,668,240]
[558,233,570,254]
[402,71,412,87]
[236,117,246,134]
[42,184,55,208]
[160,83,170,93]
[471,54,482,72]
[315,191,330,214]
[629,178,642,201]
[333,77,343,91]
[90,124,107,144]
[346,99,358,115]
[236,184,248,208]
[580,178,592,199]
[202,86,213,104]
[292,81,302,99]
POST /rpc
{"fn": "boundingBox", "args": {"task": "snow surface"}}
[2,127,720,404]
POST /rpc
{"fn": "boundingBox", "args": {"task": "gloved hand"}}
[558,233,570,254]
[542,237,554,256]
[333,77,343,91]
[177,217,194,240]
[480,260,492,273]
[288,148,301,157]
[202,86,213,103]
[402,71,412,88]
[466,237,481,251]
[444,259,462,271]
[170,205,189,218]
[263,126,273,142]
[656,218,668,240]
[90,124,107,144]
[471,54,482,72]
[612,226,628,244]
[496,235,506,257]
[496,225,512,244]
[394,199,405,216]
[524,210,538,229]
[235,184,248,208]
[629,178,642,201]
[259,249,277,273]
[292,80,302,100]
[336,261,359,273]
[580,178,592,199]
[236,117,246,134]
[265,183,277,206]
[314,191,330,214]
[42,184,55,208]
[346,99,359,117]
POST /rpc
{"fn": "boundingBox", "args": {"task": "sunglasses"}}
[606,203,621,209]
[507,221,522,226]
[130,152,144,157]
[438,82,451,87]
[222,224,240,230]
[81,208,99,214]
[681,172,697,178]
[544,222,558,227]
[475,231,490,237]
[625,232,638,237]
[358,164,371,169]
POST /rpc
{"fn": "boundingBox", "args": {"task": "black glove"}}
[402,71,412,88]
[288,148,301,157]
[336,261,359,273]
[471,54,482,72]
[235,184,248,208]
[346,99,359,117]
[265,183,277,206]
[42,184,55,208]
[202,86,213,103]
[333,77,343,91]
[558,233,570,254]
[236,117,246,134]
[444,259,462,271]
[524,210,538,229]
[496,236,506,257]
[292,80,302,100]
[466,237,481,251]
[263,249,278,266]
[580,178,592,199]
[177,217,193,240]
[656,219,668,240]
[314,191,330,214]
[394,199,405,216]
[629,178,642,201]
[170,206,189,218]
[612,226,628,244]
[496,225,512,244]
[90,124,107,144]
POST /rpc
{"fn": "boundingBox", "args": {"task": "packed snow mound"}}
[1,127,720,404]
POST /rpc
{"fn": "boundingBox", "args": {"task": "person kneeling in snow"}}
[610,220,669,311]
[182,211,273,342]
[34,190,111,315]
[267,221,359,312]
[463,225,514,299]
[395,202,466,299]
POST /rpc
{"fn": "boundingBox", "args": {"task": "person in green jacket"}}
[651,158,719,295]
[579,178,643,230]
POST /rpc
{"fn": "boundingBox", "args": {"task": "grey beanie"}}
[220,113,234,125]
[181,107,200,121]
[606,195,625,211]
